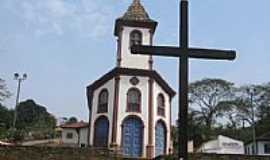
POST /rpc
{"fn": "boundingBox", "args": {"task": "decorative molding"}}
[111,76,120,147]
[86,88,93,147]
[147,78,154,159]
[130,77,140,86]
[149,29,154,70]
[116,28,123,67]
[169,97,172,154]
[87,67,176,97]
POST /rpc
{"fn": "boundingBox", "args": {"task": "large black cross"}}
[131,0,236,160]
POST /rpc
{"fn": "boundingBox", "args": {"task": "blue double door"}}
[122,117,143,158]
[94,117,109,147]
[155,122,166,157]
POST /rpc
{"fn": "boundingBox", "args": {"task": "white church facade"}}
[86,0,175,159]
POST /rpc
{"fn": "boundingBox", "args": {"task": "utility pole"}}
[13,73,27,129]
[247,87,257,155]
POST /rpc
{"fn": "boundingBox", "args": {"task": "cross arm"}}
[131,45,236,60]
[188,48,236,60]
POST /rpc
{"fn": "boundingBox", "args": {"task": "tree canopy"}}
[0,99,57,141]
[172,79,270,151]
[189,78,235,129]
[0,78,11,102]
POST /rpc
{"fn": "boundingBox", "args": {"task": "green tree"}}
[189,78,235,129]
[0,105,13,128]
[0,78,11,102]
[254,83,270,136]
[0,104,13,139]
[15,99,56,140]
[224,84,269,127]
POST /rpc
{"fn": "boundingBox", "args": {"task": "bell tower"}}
[114,0,158,70]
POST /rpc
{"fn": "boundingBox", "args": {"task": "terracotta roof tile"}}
[60,122,88,129]
[120,0,154,22]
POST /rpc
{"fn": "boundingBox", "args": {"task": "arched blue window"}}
[130,30,142,48]
[93,116,109,147]
[157,94,165,116]
[155,120,167,156]
[127,88,141,112]
[97,89,108,113]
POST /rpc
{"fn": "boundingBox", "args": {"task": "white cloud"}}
[3,0,115,39]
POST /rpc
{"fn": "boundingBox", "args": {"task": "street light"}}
[247,87,256,155]
[13,73,27,128]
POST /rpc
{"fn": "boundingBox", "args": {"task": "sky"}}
[0,0,270,123]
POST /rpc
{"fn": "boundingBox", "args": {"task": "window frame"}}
[129,30,143,48]
[97,89,109,113]
[264,143,270,154]
[157,93,166,117]
[66,132,73,139]
[126,88,141,113]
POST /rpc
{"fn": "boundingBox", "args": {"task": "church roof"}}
[120,0,154,22]
[60,122,89,129]
[87,67,176,98]
[114,0,158,36]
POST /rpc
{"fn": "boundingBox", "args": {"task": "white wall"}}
[246,141,270,156]
[153,81,171,154]
[90,79,115,146]
[79,128,88,147]
[117,75,149,157]
[218,136,244,154]
[257,141,270,155]
[62,129,78,145]
[120,26,151,70]
[61,128,88,147]
[199,135,244,154]
[89,75,173,158]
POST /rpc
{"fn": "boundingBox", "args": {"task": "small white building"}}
[60,122,89,148]
[86,0,175,159]
[245,133,270,156]
[198,135,245,154]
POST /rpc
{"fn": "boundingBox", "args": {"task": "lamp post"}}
[13,73,27,129]
[247,87,256,155]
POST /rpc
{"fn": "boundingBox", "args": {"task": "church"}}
[86,0,175,158]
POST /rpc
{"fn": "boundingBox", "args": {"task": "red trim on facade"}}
[86,88,93,146]
[149,29,154,70]
[147,78,154,158]
[86,67,175,98]
[169,97,172,154]
[117,27,123,67]
[111,76,120,147]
